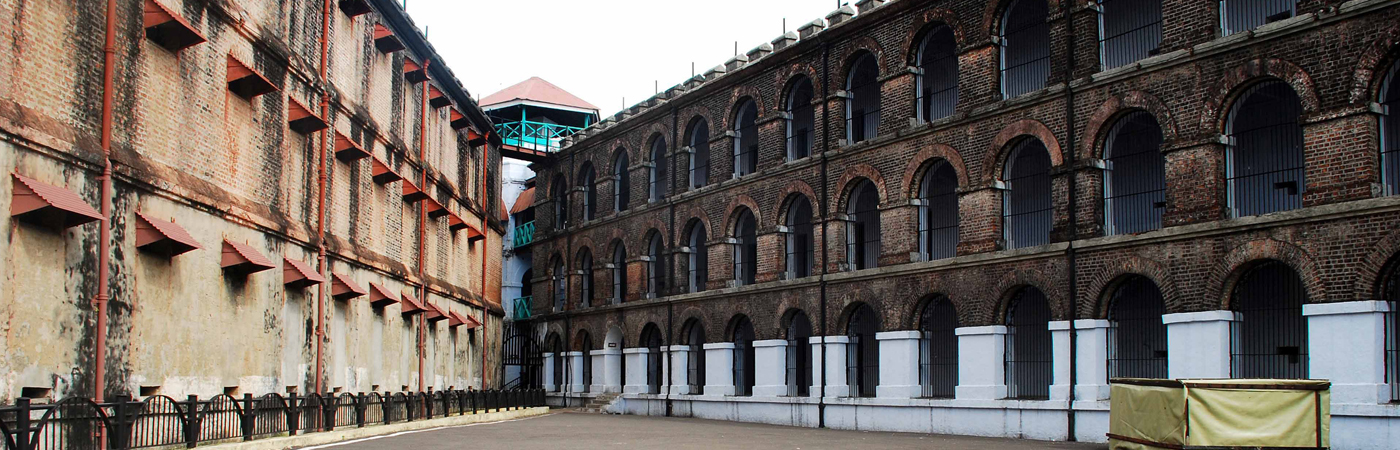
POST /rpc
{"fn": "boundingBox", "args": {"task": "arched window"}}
[1226,80,1304,217]
[647,233,665,298]
[1006,287,1052,399]
[578,332,593,392]
[917,24,959,122]
[1097,0,1163,70]
[1221,0,1297,36]
[846,180,882,270]
[846,53,881,144]
[784,197,814,279]
[649,136,668,203]
[520,269,533,299]
[683,319,706,393]
[785,311,813,397]
[552,176,568,230]
[578,164,597,222]
[732,209,757,286]
[1103,111,1166,235]
[613,149,631,212]
[1107,276,1168,379]
[733,99,759,177]
[786,77,816,160]
[640,324,664,394]
[918,161,959,261]
[1378,62,1400,196]
[732,316,757,396]
[919,295,959,398]
[846,303,880,398]
[611,243,627,304]
[1002,139,1053,249]
[1231,261,1308,379]
[546,333,563,392]
[688,117,711,189]
[552,257,566,312]
[687,222,709,293]
[577,250,593,308]
[999,0,1051,98]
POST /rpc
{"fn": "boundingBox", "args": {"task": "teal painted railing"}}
[494,120,586,152]
[512,296,533,320]
[513,221,535,247]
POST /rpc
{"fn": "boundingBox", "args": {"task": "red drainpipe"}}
[93,0,117,403]
[313,0,331,395]
[416,58,432,391]
[480,132,489,388]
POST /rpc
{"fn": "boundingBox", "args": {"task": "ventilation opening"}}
[139,385,161,397]
[21,387,52,401]
[224,386,240,396]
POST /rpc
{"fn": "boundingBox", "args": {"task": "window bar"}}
[1096,0,1163,70]
[1000,0,1051,98]
[1106,276,1169,379]
[1230,262,1309,379]
[1005,288,1052,400]
[1103,111,1166,236]
[918,25,959,123]
[1225,81,1304,218]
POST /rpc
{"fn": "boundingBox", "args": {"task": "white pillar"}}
[543,352,557,392]
[1304,300,1392,404]
[658,347,671,394]
[1163,311,1236,379]
[565,351,586,393]
[1049,321,1072,401]
[623,348,648,394]
[808,337,825,397]
[752,339,788,397]
[876,331,921,399]
[955,326,1006,400]
[703,343,736,396]
[668,346,693,395]
[817,336,849,398]
[600,348,623,393]
[1073,320,1111,401]
[590,351,609,393]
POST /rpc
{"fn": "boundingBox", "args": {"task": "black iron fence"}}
[0,389,545,450]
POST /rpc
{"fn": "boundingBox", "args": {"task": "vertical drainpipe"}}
[314,0,332,397]
[94,0,118,403]
[1062,0,1080,441]
[817,40,831,428]
[480,130,491,388]
[665,105,678,417]
[417,59,432,392]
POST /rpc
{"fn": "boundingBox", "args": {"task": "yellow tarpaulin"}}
[1108,378,1329,449]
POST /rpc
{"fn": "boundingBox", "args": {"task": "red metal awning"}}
[10,173,103,229]
[467,128,487,146]
[143,0,205,52]
[428,86,450,109]
[221,240,276,274]
[368,282,399,308]
[424,197,448,219]
[330,273,367,301]
[404,59,428,84]
[400,292,426,316]
[450,108,469,130]
[509,187,535,215]
[453,312,482,330]
[466,224,485,242]
[401,178,428,203]
[424,302,448,323]
[333,131,370,162]
[338,0,371,17]
[372,24,404,53]
[371,156,401,185]
[135,212,202,257]
[448,212,469,232]
[226,54,277,100]
[287,98,328,134]
[283,257,325,289]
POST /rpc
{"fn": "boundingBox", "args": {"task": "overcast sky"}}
[404,0,845,117]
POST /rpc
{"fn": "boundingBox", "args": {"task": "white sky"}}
[404,0,846,117]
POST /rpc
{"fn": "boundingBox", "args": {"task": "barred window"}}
[784,196,815,279]
[578,164,596,221]
[1103,111,1166,235]
[732,209,758,286]
[846,180,881,270]
[611,243,627,304]
[918,160,959,261]
[1379,62,1400,197]
[688,118,711,189]
[640,324,665,394]
[552,176,568,230]
[732,316,756,396]
[846,303,880,398]
[546,333,563,392]
[647,233,665,297]
[552,257,566,312]
[1221,0,1297,36]
[785,311,813,397]
[1002,139,1053,249]
[786,77,816,161]
[687,223,709,293]
[1226,80,1304,218]
[1383,259,1398,402]
[1000,0,1051,98]
[1005,287,1052,400]
[1107,275,1168,379]
[917,24,959,122]
[733,100,759,177]
[684,319,706,392]
[1097,0,1163,70]
[918,295,958,399]
[578,332,593,392]
[1231,261,1309,380]
[578,249,594,308]
[649,136,668,203]
[846,53,881,144]
[613,150,631,212]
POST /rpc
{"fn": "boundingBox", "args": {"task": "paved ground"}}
[305,410,1108,449]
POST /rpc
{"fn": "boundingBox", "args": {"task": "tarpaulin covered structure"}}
[1108,378,1330,449]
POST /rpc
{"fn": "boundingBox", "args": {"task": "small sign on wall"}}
[608,343,617,348]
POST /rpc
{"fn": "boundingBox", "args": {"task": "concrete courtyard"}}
[305,410,1109,449]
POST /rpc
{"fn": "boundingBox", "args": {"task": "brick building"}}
[0,0,504,403]
[529,0,1400,446]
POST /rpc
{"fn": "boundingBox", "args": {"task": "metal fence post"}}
[14,398,30,450]
[286,392,299,436]
[240,394,254,442]
[356,393,366,428]
[321,394,333,433]
[184,395,200,448]
[382,392,391,426]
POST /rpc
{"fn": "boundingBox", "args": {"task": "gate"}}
[503,324,543,390]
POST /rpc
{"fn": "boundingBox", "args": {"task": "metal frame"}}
[845,180,881,270]
[786,312,813,397]
[1380,61,1400,197]
[733,209,757,286]
[1102,111,1167,236]
[687,224,709,293]
[1106,275,1168,379]
[999,0,1051,98]
[1005,288,1052,400]
[1230,261,1309,379]
[845,52,882,144]
[786,77,817,161]
[1225,80,1305,218]
[1096,0,1163,70]
[732,316,757,397]
[845,304,880,398]
[916,24,959,123]
[733,100,759,177]
[578,164,596,221]
[1220,0,1297,36]
[688,118,711,190]
[785,197,815,279]
[918,161,959,261]
[918,296,959,398]
[647,234,665,296]
[649,137,668,203]
[613,151,630,212]
[611,244,626,305]
[1002,139,1053,249]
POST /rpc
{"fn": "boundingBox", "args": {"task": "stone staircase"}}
[578,392,620,413]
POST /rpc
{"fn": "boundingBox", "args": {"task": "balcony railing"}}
[512,296,533,321]
[513,221,535,248]
[494,120,586,152]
